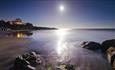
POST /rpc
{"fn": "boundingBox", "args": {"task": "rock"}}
[111,54,115,70]
[65,64,75,70]
[10,51,43,70]
[102,39,115,69]
[101,39,115,52]
[13,56,35,70]
[81,41,101,52]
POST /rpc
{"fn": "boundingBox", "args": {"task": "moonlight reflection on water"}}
[56,29,71,62]
[52,29,112,70]
[56,29,67,55]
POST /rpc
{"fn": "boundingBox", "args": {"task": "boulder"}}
[101,39,115,69]
[10,52,43,70]
[101,39,115,52]
[81,41,101,52]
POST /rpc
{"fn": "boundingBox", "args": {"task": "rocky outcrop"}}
[9,52,44,70]
[81,41,101,52]
[101,39,115,52]
[101,39,115,69]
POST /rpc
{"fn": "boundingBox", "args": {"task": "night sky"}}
[0,0,115,28]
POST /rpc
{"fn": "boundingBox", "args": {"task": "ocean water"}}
[28,29,115,70]
[0,29,115,70]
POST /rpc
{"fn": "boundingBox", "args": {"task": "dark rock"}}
[81,41,101,52]
[10,52,43,70]
[101,39,115,69]
[13,56,35,70]
[65,64,75,70]
[101,39,115,52]
[111,54,115,69]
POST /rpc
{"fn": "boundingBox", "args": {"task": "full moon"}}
[59,5,64,12]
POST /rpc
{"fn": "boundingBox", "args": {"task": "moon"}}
[59,5,64,12]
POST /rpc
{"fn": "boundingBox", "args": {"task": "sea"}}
[0,29,115,70]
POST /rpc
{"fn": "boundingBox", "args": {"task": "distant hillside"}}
[0,19,57,31]
[33,26,57,30]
